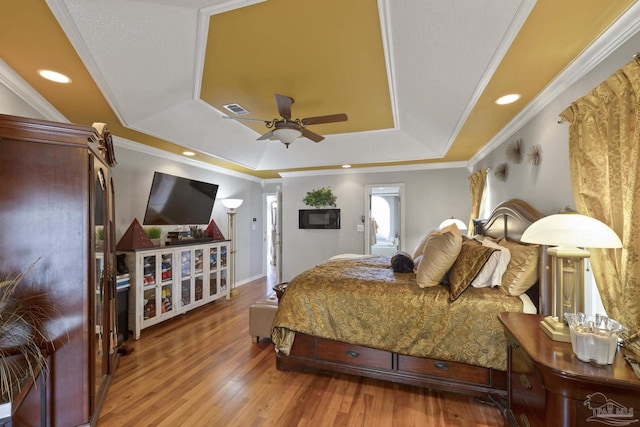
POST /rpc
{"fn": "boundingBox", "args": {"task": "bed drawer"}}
[316,339,392,370]
[397,354,490,385]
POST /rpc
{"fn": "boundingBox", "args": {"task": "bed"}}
[271,199,549,399]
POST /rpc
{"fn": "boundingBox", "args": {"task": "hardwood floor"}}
[98,277,507,426]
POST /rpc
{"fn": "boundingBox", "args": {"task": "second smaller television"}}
[299,209,340,229]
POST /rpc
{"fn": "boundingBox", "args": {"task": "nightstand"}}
[498,312,640,427]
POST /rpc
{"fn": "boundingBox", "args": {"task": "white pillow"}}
[485,239,511,287]
[470,239,511,288]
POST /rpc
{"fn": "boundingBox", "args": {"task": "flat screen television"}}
[143,172,219,225]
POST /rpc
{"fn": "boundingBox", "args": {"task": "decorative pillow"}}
[448,238,497,301]
[390,251,414,273]
[497,238,539,296]
[416,224,462,288]
[412,231,433,260]
[470,238,511,288]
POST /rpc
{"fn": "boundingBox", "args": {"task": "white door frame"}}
[364,183,405,255]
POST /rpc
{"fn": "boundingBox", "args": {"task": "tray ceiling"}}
[1,0,637,178]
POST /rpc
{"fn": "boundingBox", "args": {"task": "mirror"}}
[93,167,107,411]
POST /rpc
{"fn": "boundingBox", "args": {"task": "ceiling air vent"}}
[223,103,250,115]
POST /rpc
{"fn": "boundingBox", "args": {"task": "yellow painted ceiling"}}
[202,0,393,138]
[0,0,636,178]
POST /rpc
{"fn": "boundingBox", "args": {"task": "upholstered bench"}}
[249,293,279,342]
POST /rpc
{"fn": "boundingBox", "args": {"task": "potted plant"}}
[144,226,162,246]
[0,261,52,406]
[96,226,104,249]
[303,187,337,208]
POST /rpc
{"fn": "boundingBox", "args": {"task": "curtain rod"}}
[557,52,640,124]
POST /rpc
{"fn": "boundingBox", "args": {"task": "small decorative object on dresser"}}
[499,312,640,427]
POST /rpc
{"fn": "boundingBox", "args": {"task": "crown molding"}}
[113,136,264,183]
[0,58,67,122]
[278,161,467,178]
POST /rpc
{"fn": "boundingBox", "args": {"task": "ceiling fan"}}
[224,94,348,148]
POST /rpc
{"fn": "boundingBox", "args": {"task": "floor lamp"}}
[221,198,243,296]
[521,212,622,342]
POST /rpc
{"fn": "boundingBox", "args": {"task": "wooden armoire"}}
[0,114,117,426]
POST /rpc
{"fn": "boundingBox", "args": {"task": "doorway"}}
[365,184,405,255]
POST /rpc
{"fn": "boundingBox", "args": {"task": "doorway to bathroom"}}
[364,184,405,255]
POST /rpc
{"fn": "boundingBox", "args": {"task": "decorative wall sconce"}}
[494,163,508,181]
[506,138,523,164]
[527,144,543,166]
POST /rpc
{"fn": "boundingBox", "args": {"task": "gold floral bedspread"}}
[272,256,523,371]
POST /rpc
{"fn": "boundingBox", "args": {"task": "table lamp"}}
[521,212,622,342]
[438,217,468,232]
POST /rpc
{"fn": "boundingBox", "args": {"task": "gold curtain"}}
[468,168,488,235]
[559,57,640,352]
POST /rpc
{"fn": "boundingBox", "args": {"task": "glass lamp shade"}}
[273,128,302,144]
[521,213,622,249]
[521,212,621,342]
[438,217,468,231]
[221,198,243,210]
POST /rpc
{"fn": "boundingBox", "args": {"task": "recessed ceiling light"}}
[495,94,521,105]
[182,151,196,156]
[342,164,351,168]
[37,69,71,84]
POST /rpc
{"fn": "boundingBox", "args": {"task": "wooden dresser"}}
[499,312,640,427]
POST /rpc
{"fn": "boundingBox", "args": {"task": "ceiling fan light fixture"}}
[273,128,302,145]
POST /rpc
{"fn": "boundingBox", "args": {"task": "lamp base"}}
[540,315,571,343]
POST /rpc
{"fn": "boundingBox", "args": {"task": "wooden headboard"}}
[475,199,550,315]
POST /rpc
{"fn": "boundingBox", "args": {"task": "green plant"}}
[144,226,162,239]
[303,187,337,208]
[96,226,104,241]
[0,260,52,403]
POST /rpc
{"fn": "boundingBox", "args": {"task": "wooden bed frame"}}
[275,199,550,399]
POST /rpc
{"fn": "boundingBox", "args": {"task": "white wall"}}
[280,167,470,280]
[112,144,266,285]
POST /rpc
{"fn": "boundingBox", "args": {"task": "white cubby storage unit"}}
[122,240,229,340]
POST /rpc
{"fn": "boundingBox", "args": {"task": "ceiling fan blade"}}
[301,113,348,126]
[301,128,324,143]
[257,130,274,141]
[274,94,294,119]
[222,116,270,124]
